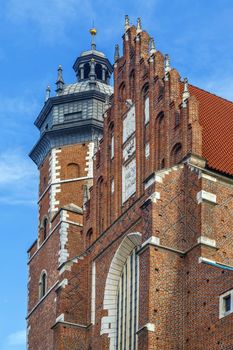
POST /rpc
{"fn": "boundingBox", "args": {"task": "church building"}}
[27,16,233,349]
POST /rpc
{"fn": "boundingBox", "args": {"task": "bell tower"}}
[27,29,113,349]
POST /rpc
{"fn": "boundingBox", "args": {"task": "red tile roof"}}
[189,84,233,176]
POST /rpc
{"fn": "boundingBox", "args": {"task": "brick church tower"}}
[27,29,113,349]
[27,17,233,350]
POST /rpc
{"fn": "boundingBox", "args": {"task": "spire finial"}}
[114,44,120,62]
[45,85,51,102]
[56,65,64,95]
[89,27,97,50]
[165,54,171,80]
[136,17,142,34]
[125,15,130,32]
[149,37,156,55]
[182,78,190,107]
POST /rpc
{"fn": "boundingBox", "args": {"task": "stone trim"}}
[101,232,142,350]
[196,190,217,205]
[136,323,156,334]
[197,236,216,248]
[144,164,184,189]
[51,320,91,330]
[56,313,65,322]
[26,325,31,350]
[198,257,233,270]
[142,192,161,208]
[141,236,160,248]
[198,172,217,182]
[58,255,82,274]
[219,289,233,319]
[91,262,96,325]
[49,148,61,216]
[28,218,81,263]
[85,141,95,177]
[58,210,69,265]
[55,278,68,292]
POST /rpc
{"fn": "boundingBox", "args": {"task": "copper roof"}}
[189,85,233,176]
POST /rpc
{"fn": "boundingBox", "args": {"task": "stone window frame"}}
[100,232,141,349]
[219,289,233,319]
[39,270,48,300]
[39,215,49,244]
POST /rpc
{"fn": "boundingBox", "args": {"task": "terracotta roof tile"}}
[189,84,233,176]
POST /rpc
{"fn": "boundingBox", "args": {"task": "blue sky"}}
[1,0,233,348]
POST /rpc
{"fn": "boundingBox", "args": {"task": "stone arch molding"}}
[100,232,142,350]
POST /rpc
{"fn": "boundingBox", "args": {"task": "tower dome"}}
[29,29,113,167]
[73,28,113,84]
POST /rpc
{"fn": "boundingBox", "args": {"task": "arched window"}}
[43,217,48,241]
[84,63,90,79]
[129,70,135,100]
[97,177,104,234]
[39,270,47,299]
[119,83,126,103]
[109,123,114,160]
[95,63,102,80]
[66,163,80,179]
[116,248,138,349]
[171,143,182,164]
[156,112,165,169]
[142,84,149,131]
[86,228,93,247]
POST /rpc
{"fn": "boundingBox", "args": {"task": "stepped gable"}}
[189,84,233,176]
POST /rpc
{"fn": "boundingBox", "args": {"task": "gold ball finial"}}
[89,28,97,36]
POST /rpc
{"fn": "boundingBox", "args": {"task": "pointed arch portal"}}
[101,232,142,349]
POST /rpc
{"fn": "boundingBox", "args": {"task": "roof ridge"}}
[189,83,233,105]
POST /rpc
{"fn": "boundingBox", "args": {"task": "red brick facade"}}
[27,20,233,349]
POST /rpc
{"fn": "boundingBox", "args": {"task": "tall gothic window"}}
[39,270,47,299]
[129,70,135,101]
[109,123,114,160]
[119,82,126,114]
[97,177,104,234]
[156,111,165,169]
[171,143,182,164]
[42,217,48,241]
[116,248,138,350]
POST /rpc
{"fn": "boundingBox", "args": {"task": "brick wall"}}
[28,22,233,350]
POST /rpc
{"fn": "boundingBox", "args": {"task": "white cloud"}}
[7,330,26,346]
[191,75,233,102]
[6,0,96,43]
[0,149,36,185]
[0,149,37,205]
[0,95,39,118]
[0,196,36,206]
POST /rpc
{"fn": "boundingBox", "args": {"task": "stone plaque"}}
[123,137,135,162]
[122,158,136,203]
[123,105,136,143]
